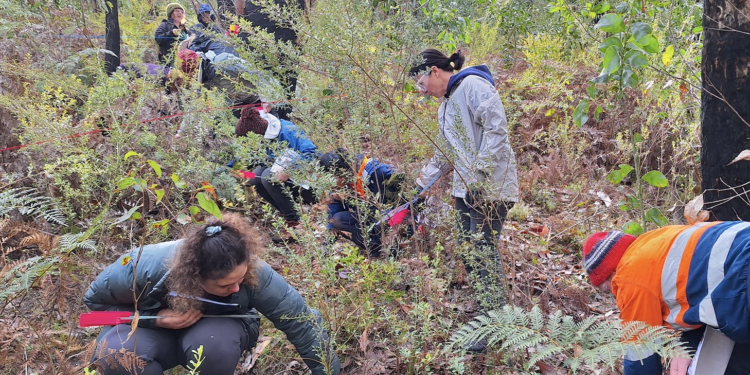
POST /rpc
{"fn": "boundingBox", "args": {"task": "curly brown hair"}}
[166,212,265,312]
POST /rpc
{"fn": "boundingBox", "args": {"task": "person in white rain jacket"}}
[410,48,519,351]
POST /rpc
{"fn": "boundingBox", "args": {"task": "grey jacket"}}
[84,241,340,375]
[417,66,519,202]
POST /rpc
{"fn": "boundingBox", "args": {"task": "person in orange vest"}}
[319,148,404,258]
[582,222,750,375]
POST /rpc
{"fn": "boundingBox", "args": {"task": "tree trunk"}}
[104,0,120,75]
[701,0,750,220]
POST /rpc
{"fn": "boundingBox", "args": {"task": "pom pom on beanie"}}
[582,231,636,287]
[179,49,199,75]
[236,106,268,137]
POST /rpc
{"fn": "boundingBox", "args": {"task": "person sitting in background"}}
[319,148,405,258]
[154,3,188,66]
[235,106,318,242]
[190,3,223,35]
[84,213,340,375]
[177,29,270,117]
[581,222,750,375]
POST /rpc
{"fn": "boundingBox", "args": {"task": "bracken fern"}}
[0,233,96,308]
[0,187,66,226]
[448,305,689,372]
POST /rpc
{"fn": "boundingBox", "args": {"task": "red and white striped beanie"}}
[582,231,636,287]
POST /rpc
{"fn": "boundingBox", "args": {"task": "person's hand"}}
[669,357,691,375]
[154,308,202,329]
[415,184,426,198]
[464,184,486,208]
[330,192,343,201]
[275,170,290,182]
[172,29,181,36]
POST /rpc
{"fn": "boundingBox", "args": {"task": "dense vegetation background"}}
[0,0,710,373]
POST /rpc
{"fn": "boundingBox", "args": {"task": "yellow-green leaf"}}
[607,164,634,184]
[147,160,162,178]
[623,221,644,235]
[123,151,139,160]
[643,170,668,188]
[662,45,674,66]
[171,174,188,189]
[116,177,135,190]
[155,189,165,204]
[152,219,169,227]
[197,192,222,221]
[113,205,141,224]
[189,206,203,223]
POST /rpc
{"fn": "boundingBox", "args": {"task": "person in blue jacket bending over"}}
[236,106,318,241]
[319,148,405,258]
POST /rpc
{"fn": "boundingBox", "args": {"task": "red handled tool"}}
[79,311,257,327]
[80,311,133,327]
[234,170,255,179]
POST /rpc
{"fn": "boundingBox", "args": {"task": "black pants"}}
[686,326,750,375]
[455,198,513,309]
[330,208,383,257]
[726,341,750,375]
[93,318,255,374]
[248,166,316,222]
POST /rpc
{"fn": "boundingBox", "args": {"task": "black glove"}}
[383,173,405,204]
[464,187,484,208]
[412,185,426,210]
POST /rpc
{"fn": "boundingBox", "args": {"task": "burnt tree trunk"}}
[104,0,120,75]
[701,0,750,220]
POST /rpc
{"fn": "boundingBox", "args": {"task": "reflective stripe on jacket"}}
[613,221,750,343]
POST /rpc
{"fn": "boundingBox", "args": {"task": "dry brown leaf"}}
[536,360,566,375]
[395,298,412,314]
[684,194,705,225]
[359,328,369,353]
[240,336,272,372]
[727,150,750,166]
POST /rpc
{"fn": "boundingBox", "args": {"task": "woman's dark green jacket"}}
[84,240,340,375]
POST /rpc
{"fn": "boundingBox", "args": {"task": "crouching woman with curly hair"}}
[84,213,340,375]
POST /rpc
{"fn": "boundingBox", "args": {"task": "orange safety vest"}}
[354,156,369,198]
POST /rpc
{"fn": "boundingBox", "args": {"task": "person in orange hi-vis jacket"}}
[582,222,750,375]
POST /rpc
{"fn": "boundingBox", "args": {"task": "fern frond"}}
[0,256,61,306]
[19,232,56,254]
[448,305,690,372]
[448,305,549,354]
[56,233,97,253]
[527,344,565,370]
[0,188,66,226]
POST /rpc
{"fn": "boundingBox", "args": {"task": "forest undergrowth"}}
[0,0,704,373]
